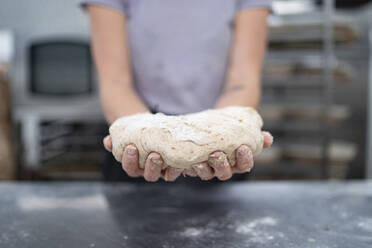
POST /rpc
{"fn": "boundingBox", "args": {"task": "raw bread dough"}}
[109,106,264,169]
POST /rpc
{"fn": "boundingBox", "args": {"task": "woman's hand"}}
[185,132,273,180]
[103,131,273,182]
[103,136,183,182]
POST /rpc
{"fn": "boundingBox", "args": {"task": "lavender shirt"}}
[81,0,271,115]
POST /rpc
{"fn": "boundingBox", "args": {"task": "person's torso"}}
[126,0,238,114]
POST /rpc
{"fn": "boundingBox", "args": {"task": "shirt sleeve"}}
[79,0,129,16]
[236,0,273,13]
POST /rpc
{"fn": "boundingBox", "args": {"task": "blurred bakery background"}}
[0,0,371,181]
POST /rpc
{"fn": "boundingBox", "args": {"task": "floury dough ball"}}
[109,106,265,169]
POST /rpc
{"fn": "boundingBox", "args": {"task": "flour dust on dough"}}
[109,106,265,169]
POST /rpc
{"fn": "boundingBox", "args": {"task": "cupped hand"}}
[103,136,183,182]
[184,131,273,181]
[103,131,273,182]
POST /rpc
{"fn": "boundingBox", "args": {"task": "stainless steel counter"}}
[0,181,371,247]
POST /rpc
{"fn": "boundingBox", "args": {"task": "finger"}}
[103,135,112,152]
[184,168,198,177]
[122,145,143,177]
[208,152,232,181]
[144,152,163,182]
[262,131,274,148]
[163,167,183,182]
[234,145,254,174]
[192,162,214,180]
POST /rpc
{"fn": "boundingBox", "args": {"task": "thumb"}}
[262,131,273,148]
[103,135,113,152]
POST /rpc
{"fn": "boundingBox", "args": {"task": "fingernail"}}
[237,149,245,156]
[192,164,204,173]
[127,146,136,156]
[245,163,253,170]
[164,171,169,181]
[166,168,182,182]
[151,158,163,166]
[184,168,197,177]
[210,153,221,159]
[240,163,252,171]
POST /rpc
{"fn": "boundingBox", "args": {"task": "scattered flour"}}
[235,217,281,244]
[182,228,203,237]
[181,227,213,238]
[235,217,277,234]
[179,216,283,245]
[358,218,372,232]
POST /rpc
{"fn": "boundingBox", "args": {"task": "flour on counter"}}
[179,216,283,245]
[181,227,214,238]
[358,218,372,232]
[235,217,283,244]
[235,216,277,234]
[182,228,203,237]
